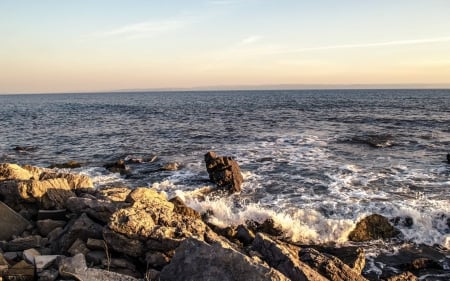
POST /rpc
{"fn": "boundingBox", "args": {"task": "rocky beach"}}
[1,153,449,281]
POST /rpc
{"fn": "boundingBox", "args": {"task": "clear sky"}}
[1,0,450,93]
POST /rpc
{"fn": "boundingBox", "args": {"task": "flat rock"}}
[59,253,139,281]
[252,233,328,281]
[23,248,41,265]
[160,237,290,281]
[35,255,61,272]
[0,201,30,240]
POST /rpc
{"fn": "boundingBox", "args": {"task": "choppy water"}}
[1,90,450,251]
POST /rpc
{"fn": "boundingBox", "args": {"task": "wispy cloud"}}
[239,35,263,45]
[276,36,450,54]
[99,19,185,39]
[207,0,236,5]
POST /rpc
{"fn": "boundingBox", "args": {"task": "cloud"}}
[99,19,185,39]
[276,36,450,54]
[207,0,236,5]
[239,35,263,45]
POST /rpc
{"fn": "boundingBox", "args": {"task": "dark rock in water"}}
[13,146,37,152]
[348,214,400,242]
[204,151,244,193]
[384,271,418,281]
[104,159,128,174]
[391,216,414,228]
[247,218,283,236]
[447,153,450,163]
[161,162,180,171]
[48,161,82,169]
[160,237,290,281]
[351,134,394,148]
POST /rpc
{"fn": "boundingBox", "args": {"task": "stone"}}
[106,258,136,271]
[299,248,368,281]
[58,213,103,252]
[66,196,125,223]
[3,260,35,281]
[36,219,66,237]
[46,227,64,244]
[59,253,139,281]
[252,233,328,281]
[38,171,94,189]
[0,163,35,181]
[104,160,129,174]
[86,238,106,251]
[86,250,106,265]
[1,235,42,251]
[161,162,179,171]
[37,209,67,221]
[145,251,170,268]
[169,196,201,219]
[0,201,30,240]
[97,187,132,202]
[35,255,60,272]
[348,214,401,242]
[160,238,290,281]
[16,178,76,209]
[103,228,144,257]
[145,269,160,281]
[67,238,90,256]
[306,245,366,274]
[204,151,244,193]
[2,252,20,262]
[23,248,41,265]
[0,253,9,275]
[48,161,82,169]
[38,268,59,281]
[385,271,418,281]
[235,224,256,245]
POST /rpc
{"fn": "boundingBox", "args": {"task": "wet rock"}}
[1,235,42,251]
[348,214,400,242]
[161,162,179,171]
[204,151,244,193]
[104,159,129,174]
[252,233,328,281]
[36,219,66,237]
[235,224,256,245]
[351,134,394,148]
[299,248,368,281]
[247,218,283,236]
[23,248,40,264]
[402,257,442,271]
[160,237,290,281]
[391,216,414,228]
[58,213,103,252]
[0,201,30,240]
[59,253,139,281]
[384,271,418,281]
[48,161,82,169]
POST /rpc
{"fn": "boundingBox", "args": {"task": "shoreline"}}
[1,162,449,280]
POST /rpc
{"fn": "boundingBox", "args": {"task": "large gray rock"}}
[160,238,289,281]
[299,248,368,281]
[0,201,30,240]
[251,233,328,281]
[349,214,400,242]
[66,196,126,223]
[205,151,244,193]
[1,235,42,252]
[59,253,138,281]
[58,213,103,252]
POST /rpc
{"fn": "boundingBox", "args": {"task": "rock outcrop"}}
[348,214,400,242]
[204,151,244,193]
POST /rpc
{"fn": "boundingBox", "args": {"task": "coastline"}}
[1,162,449,281]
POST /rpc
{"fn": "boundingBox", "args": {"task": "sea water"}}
[1,89,449,250]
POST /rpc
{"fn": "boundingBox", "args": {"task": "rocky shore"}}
[0,156,448,281]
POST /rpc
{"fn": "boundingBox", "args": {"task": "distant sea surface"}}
[1,90,450,250]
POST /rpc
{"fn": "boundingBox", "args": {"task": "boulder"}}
[161,162,179,171]
[299,248,368,281]
[57,213,103,252]
[145,251,170,268]
[86,238,106,251]
[305,245,366,274]
[35,255,60,272]
[59,253,138,281]
[66,196,126,223]
[204,151,244,193]
[0,201,30,240]
[1,235,42,252]
[97,187,132,202]
[68,238,90,256]
[348,214,400,242]
[169,196,201,219]
[37,268,59,281]
[36,219,67,237]
[251,233,328,281]
[235,224,256,245]
[48,161,82,169]
[0,163,36,180]
[103,228,145,257]
[23,248,40,265]
[160,238,290,281]
[104,160,128,174]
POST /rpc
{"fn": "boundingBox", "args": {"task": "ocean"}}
[1,90,449,254]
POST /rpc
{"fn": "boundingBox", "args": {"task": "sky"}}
[1,0,450,94]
